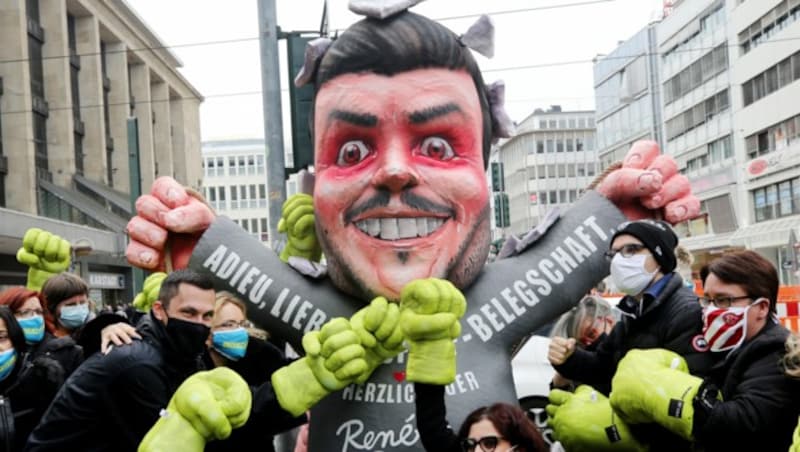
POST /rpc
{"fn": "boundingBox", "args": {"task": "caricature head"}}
[311,11,493,300]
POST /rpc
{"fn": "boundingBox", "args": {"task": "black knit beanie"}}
[611,220,678,273]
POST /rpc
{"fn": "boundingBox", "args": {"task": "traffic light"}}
[494,192,510,228]
[286,34,316,176]
[491,162,505,192]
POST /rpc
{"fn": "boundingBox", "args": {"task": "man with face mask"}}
[685,250,800,451]
[547,219,718,450]
[25,269,217,451]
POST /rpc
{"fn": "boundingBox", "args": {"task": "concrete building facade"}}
[0,0,202,303]
[594,23,664,171]
[496,106,597,236]
[201,139,270,246]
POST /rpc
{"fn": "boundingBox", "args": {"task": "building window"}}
[536,140,544,154]
[238,156,246,175]
[228,156,236,175]
[666,90,730,141]
[752,177,800,222]
[248,156,256,175]
[745,113,800,159]
[256,154,265,174]
[663,43,728,105]
[739,1,799,55]
[743,49,800,107]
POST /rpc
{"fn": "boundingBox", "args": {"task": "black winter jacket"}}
[693,321,800,452]
[24,312,204,452]
[554,273,720,451]
[413,383,460,452]
[27,334,82,379]
[0,353,64,452]
[205,338,307,452]
[554,274,719,393]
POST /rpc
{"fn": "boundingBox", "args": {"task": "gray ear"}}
[349,0,425,19]
[487,80,516,141]
[460,15,494,58]
[294,37,333,88]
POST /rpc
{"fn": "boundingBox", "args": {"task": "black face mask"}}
[165,316,211,360]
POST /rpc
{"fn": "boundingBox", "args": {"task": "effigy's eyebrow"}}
[408,102,462,124]
[329,109,379,127]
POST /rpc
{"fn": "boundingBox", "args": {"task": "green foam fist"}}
[138,367,251,452]
[791,416,800,452]
[350,296,406,383]
[272,317,367,416]
[17,228,71,291]
[133,272,167,312]
[399,278,466,385]
[610,349,703,440]
[278,193,322,264]
[547,385,647,452]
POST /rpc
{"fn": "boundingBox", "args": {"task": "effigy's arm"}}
[462,190,626,351]
[189,216,363,351]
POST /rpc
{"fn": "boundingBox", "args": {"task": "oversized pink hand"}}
[596,140,700,224]
[126,177,215,271]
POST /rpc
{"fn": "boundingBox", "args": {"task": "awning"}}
[680,231,735,252]
[74,174,132,216]
[730,217,800,249]
[39,179,129,232]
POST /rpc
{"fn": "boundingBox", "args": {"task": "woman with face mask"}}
[546,220,719,451]
[202,292,307,452]
[0,287,83,379]
[0,306,66,451]
[687,250,800,452]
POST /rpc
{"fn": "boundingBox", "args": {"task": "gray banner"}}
[190,190,627,452]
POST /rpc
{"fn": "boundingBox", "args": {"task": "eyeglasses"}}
[15,309,44,319]
[604,243,647,260]
[698,295,752,309]
[461,436,508,452]
[214,320,251,330]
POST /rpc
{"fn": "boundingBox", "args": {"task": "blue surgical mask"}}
[0,349,17,382]
[60,304,89,330]
[18,315,45,344]
[212,327,249,361]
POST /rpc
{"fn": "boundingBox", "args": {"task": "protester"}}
[25,269,216,451]
[0,287,83,378]
[547,219,718,450]
[686,250,800,451]
[203,292,307,452]
[39,273,92,339]
[0,307,65,451]
[548,295,617,390]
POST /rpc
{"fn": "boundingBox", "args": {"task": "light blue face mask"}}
[18,315,45,344]
[59,303,89,330]
[212,327,249,361]
[0,349,17,382]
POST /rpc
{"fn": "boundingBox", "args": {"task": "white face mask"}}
[610,253,657,296]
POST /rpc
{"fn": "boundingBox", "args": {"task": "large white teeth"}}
[380,218,399,240]
[354,217,448,240]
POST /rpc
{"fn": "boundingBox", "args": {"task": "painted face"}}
[313,68,490,300]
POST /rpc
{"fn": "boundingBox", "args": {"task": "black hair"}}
[312,11,493,167]
[0,306,26,378]
[157,269,215,310]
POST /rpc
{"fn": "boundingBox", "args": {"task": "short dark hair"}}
[312,11,493,168]
[157,269,215,310]
[700,250,778,314]
[0,306,28,359]
[457,402,546,452]
[41,273,89,314]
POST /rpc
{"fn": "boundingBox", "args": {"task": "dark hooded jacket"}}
[24,312,204,452]
[0,352,65,452]
[27,333,83,379]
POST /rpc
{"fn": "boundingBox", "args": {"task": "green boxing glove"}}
[278,193,322,264]
[272,317,367,416]
[791,416,800,452]
[610,349,706,440]
[399,278,466,385]
[547,385,647,452]
[350,296,405,383]
[133,272,167,312]
[16,228,71,291]
[138,367,252,452]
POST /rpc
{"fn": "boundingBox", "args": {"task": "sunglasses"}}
[461,436,516,452]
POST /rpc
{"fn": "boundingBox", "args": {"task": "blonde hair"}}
[551,295,616,341]
[784,334,800,378]
[214,291,269,339]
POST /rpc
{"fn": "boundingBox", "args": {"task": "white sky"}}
[126,0,666,142]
